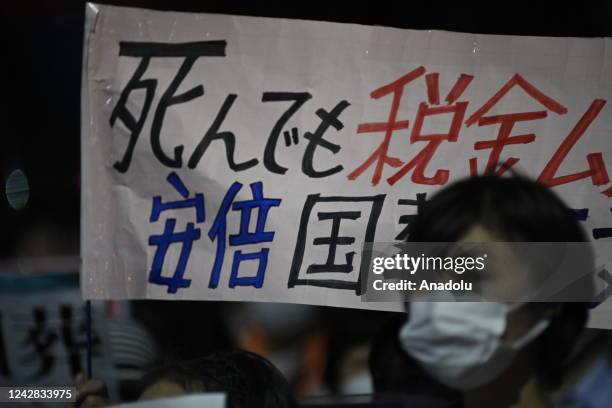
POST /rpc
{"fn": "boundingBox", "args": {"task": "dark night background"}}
[1,0,611,260]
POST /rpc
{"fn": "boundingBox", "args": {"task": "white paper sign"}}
[81,3,612,325]
[0,275,117,399]
[110,394,225,408]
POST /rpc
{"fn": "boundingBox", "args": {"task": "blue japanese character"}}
[208,181,281,288]
[572,208,612,240]
[148,172,205,293]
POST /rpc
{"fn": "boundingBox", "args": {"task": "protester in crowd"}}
[398,175,594,408]
[76,349,296,408]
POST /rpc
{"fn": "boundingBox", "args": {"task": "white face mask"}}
[398,302,550,391]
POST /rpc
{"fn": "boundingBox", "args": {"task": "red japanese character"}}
[387,72,473,185]
[347,66,425,186]
[465,74,568,176]
[538,99,609,192]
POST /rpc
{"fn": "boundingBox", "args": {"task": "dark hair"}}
[369,314,461,404]
[141,349,296,408]
[407,174,586,243]
[405,174,590,389]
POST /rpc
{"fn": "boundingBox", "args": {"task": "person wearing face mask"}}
[397,174,594,408]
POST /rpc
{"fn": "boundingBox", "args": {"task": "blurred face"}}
[457,224,554,342]
[399,224,557,392]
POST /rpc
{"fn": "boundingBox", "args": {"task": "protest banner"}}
[82,4,612,326]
